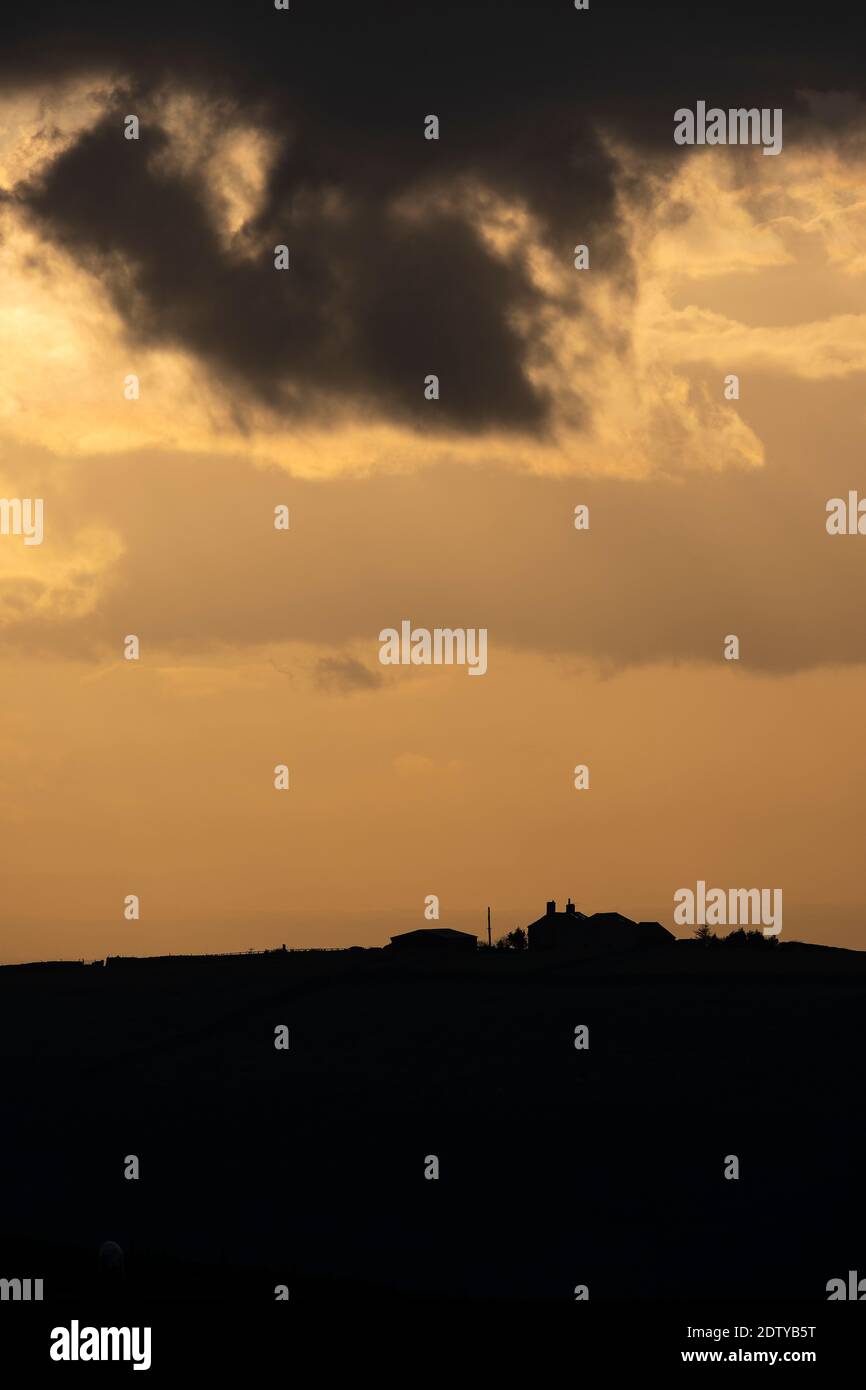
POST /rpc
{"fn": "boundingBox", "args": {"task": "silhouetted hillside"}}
[1,939,863,1300]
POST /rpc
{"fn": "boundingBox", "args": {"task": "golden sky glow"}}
[2,79,866,960]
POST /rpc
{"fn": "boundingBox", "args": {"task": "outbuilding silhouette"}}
[388,927,478,954]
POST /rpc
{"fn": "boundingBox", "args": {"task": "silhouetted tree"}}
[494,928,527,951]
[692,925,777,948]
[694,924,717,944]
[718,927,778,948]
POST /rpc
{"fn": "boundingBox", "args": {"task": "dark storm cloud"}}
[3,2,648,434]
[20,108,560,430]
[6,1,866,430]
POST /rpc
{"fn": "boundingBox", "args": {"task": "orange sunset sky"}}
[2,30,866,961]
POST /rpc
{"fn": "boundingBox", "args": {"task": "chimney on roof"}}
[565,899,576,915]
[546,900,556,915]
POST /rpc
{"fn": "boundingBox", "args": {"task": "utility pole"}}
[487,905,492,948]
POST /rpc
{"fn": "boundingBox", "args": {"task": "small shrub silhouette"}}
[494,927,528,951]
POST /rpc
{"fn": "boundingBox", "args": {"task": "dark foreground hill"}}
[0,941,863,1301]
